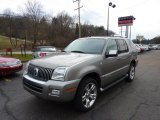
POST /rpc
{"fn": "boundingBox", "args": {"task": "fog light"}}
[48,89,60,97]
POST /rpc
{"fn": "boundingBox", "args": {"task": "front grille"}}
[28,64,54,81]
[23,78,43,93]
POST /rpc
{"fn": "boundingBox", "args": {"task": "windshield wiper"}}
[70,50,85,53]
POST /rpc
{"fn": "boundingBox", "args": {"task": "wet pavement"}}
[0,50,160,120]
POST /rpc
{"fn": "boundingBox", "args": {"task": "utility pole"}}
[73,0,83,38]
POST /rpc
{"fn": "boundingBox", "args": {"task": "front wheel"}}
[74,77,98,112]
[126,63,135,82]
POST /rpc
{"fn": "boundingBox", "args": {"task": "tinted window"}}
[106,39,118,53]
[117,39,128,53]
[64,38,106,54]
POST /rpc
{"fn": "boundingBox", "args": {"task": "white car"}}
[134,44,141,53]
[152,45,158,50]
[142,44,149,51]
[32,46,57,58]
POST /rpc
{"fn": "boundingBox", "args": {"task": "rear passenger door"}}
[116,39,131,77]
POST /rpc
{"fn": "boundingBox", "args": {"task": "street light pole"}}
[107,5,110,36]
[107,2,116,36]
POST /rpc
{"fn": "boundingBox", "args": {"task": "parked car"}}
[148,44,153,50]
[156,44,160,50]
[135,44,144,52]
[32,46,57,58]
[134,44,141,53]
[152,45,158,50]
[0,57,23,76]
[142,44,149,51]
[23,37,138,112]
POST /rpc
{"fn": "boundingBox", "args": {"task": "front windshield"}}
[64,38,106,54]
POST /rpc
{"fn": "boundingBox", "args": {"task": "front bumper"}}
[23,74,81,102]
[0,64,23,76]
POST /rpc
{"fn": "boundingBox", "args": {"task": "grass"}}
[0,35,32,51]
[2,54,32,61]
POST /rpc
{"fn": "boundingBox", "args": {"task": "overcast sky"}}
[0,0,159,39]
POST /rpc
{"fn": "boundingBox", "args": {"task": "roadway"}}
[0,50,160,120]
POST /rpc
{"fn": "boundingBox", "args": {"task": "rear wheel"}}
[126,63,135,82]
[74,77,98,112]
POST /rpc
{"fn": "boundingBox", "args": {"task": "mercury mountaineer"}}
[23,36,138,112]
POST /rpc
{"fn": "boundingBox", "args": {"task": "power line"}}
[73,0,83,38]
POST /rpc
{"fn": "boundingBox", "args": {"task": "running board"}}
[100,74,128,92]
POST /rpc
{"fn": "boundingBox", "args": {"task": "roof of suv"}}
[84,36,127,40]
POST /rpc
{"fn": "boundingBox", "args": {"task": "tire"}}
[74,77,98,112]
[126,63,135,82]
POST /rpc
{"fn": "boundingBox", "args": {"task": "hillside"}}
[0,35,32,51]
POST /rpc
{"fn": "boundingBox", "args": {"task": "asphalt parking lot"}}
[0,50,160,120]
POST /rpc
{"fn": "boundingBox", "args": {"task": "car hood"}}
[0,57,17,63]
[30,52,99,69]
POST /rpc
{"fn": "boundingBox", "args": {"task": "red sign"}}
[6,48,12,52]
[118,20,133,25]
[39,53,46,57]
[118,16,135,26]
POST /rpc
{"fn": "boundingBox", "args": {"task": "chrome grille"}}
[28,64,54,81]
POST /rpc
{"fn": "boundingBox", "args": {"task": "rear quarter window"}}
[117,39,129,53]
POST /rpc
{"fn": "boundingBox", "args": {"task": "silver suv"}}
[23,37,138,112]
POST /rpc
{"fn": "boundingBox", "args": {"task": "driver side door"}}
[101,39,120,87]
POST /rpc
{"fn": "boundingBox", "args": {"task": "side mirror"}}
[106,50,118,57]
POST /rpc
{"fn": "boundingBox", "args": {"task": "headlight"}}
[0,62,7,67]
[16,60,21,64]
[25,61,30,73]
[51,67,69,81]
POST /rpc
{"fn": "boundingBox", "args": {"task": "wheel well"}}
[131,60,136,67]
[81,73,101,88]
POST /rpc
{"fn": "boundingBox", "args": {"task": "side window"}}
[117,39,129,53]
[106,39,118,53]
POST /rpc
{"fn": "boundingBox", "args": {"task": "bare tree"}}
[2,8,18,48]
[49,12,75,47]
[0,3,115,50]
[24,0,44,47]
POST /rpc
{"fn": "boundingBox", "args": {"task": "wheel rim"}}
[82,83,97,108]
[130,66,135,80]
